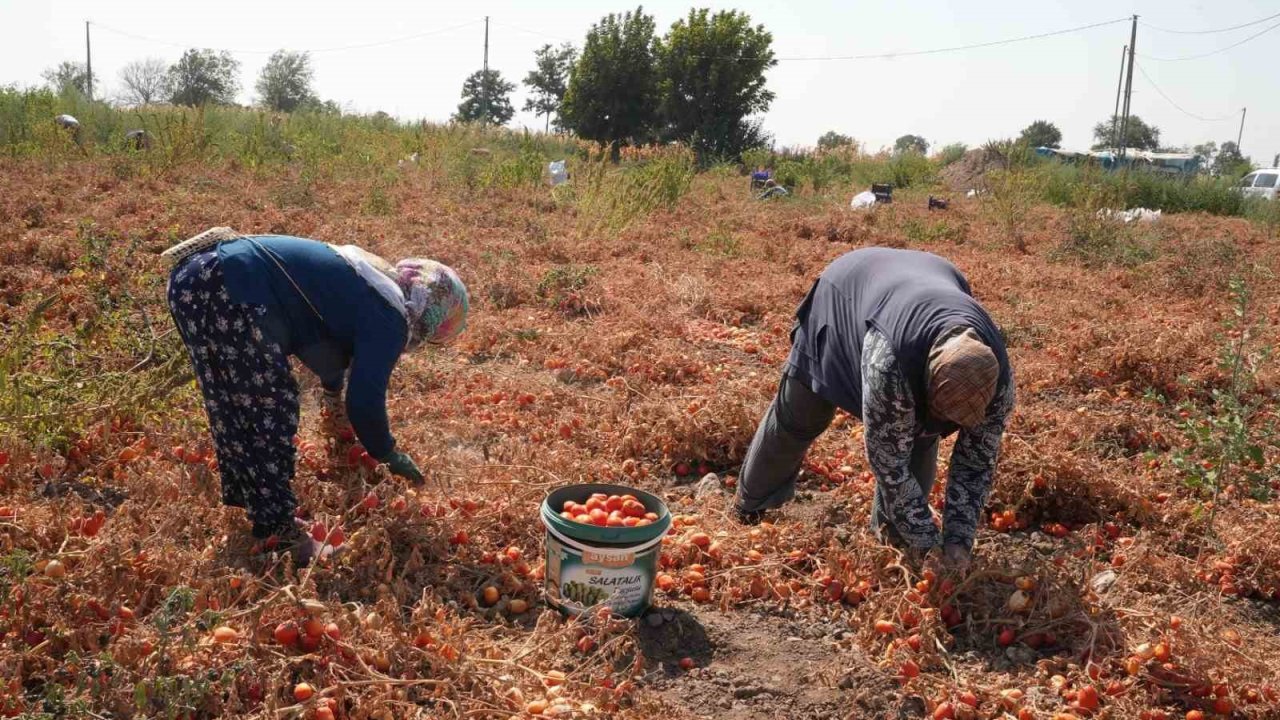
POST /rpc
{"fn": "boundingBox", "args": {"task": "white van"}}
[1238,169,1279,200]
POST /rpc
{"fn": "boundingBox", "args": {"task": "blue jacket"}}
[218,236,407,459]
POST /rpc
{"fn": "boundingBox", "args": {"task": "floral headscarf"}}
[395,259,469,347]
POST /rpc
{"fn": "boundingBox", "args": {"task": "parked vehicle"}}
[1238,168,1279,200]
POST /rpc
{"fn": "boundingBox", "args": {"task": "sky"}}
[2,0,1277,165]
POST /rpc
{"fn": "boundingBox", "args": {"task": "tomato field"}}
[2,117,1279,719]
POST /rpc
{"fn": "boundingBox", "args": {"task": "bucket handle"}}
[544,520,666,557]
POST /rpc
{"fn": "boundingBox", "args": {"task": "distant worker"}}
[125,129,151,151]
[733,248,1015,577]
[163,229,469,562]
[757,178,789,200]
[750,166,772,190]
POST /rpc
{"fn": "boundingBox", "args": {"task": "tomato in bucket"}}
[540,483,671,618]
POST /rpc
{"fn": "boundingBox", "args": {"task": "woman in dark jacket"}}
[164,229,469,558]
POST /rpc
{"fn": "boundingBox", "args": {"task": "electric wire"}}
[773,16,1130,61]
[1141,10,1280,34]
[88,18,482,55]
[1134,61,1238,122]
[1138,18,1280,61]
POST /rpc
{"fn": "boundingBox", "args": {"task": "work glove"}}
[385,450,424,485]
[320,388,353,440]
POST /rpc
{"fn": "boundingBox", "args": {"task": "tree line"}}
[455,6,776,161]
[42,49,338,114]
[814,116,1251,175]
[38,8,1253,173]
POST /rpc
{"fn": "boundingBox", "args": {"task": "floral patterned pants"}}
[167,249,300,538]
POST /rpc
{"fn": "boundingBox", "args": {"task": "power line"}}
[1138,18,1280,61]
[1133,61,1237,122]
[771,16,1129,61]
[1141,10,1280,34]
[88,18,482,56]
[488,20,572,45]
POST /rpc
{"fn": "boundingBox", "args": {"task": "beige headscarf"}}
[926,327,999,429]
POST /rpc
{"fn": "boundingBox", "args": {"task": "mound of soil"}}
[940,148,1006,192]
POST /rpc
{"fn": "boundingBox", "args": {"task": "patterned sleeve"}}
[942,376,1016,548]
[861,329,942,549]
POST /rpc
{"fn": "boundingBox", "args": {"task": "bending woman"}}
[165,229,468,557]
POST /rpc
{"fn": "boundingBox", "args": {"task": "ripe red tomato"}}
[274,622,299,647]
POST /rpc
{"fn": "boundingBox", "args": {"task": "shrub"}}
[564,145,697,236]
[936,143,968,167]
[985,168,1043,252]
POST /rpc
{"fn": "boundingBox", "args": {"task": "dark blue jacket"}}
[785,248,1010,436]
[218,236,407,459]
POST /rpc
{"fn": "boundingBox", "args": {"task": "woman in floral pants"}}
[166,232,468,560]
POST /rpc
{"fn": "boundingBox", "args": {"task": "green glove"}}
[385,450,424,484]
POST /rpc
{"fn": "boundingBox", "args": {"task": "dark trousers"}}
[168,249,301,538]
[734,370,939,542]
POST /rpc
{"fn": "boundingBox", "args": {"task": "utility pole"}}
[1111,45,1126,149]
[85,21,93,101]
[1118,15,1138,160]
[1236,107,1246,149]
[481,16,490,126]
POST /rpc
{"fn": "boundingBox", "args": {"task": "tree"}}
[42,61,95,96]
[817,131,855,151]
[655,8,776,159]
[453,69,515,125]
[1212,141,1251,176]
[167,49,240,106]
[561,7,659,150]
[937,142,968,166]
[1091,114,1159,151]
[1018,120,1062,149]
[894,134,929,155]
[523,44,577,132]
[256,50,316,112]
[118,58,170,106]
[1192,141,1218,164]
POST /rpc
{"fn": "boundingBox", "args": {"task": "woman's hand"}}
[385,450,424,484]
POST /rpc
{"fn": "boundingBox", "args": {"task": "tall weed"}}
[985,169,1043,252]
[574,146,695,236]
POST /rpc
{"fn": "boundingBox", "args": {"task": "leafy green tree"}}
[894,134,929,155]
[1192,141,1217,164]
[167,49,240,106]
[817,131,855,151]
[562,7,660,150]
[1018,120,1062,148]
[523,44,577,132]
[118,58,169,105]
[1091,114,1159,151]
[937,142,968,166]
[256,50,316,112]
[655,8,776,159]
[453,69,515,125]
[1212,141,1252,176]
[302,98,343,115]
[42,61,95,96]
